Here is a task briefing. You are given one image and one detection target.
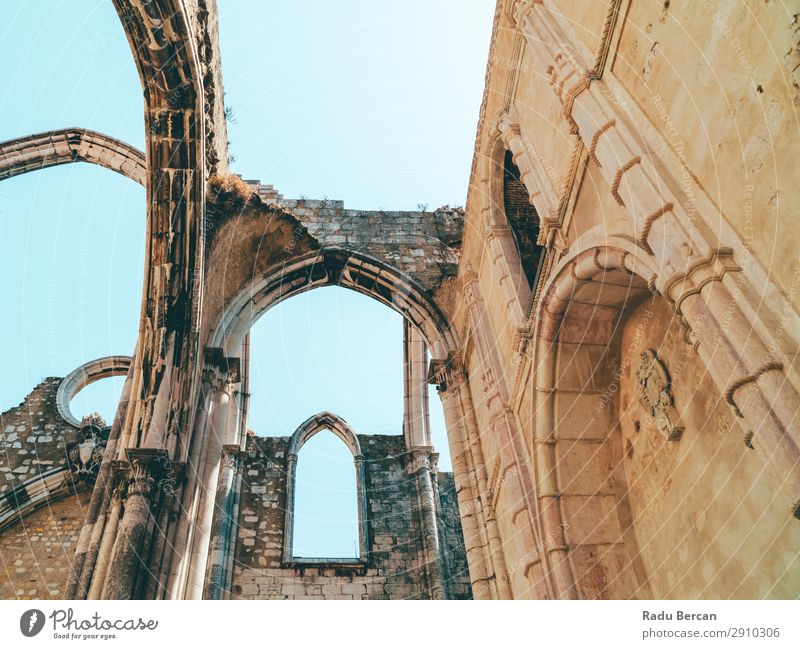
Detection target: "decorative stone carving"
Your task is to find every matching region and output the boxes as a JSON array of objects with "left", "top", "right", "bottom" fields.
[
  {"left": 126, "top": 449, "right": 170, "bottom": 500},
  {"left": 636, "top": 349, "right": 684, "bottom": 441},
  {"left": 406, "top": 447, "right": 435, "bottom": 475},
  {"left": 427, "top": 355, "right": 464, "bottom": 394},
  {"left": 67, "top": 413, "right": 108, "bottom": 483}
]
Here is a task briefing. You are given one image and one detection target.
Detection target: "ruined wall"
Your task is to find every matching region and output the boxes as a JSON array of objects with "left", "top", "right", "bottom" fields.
[
  {"left": 0, "top": 379, "right": 76, "bottom": 494},
  {"left": 0, "top": 490, "right": 90, "bottom": 599},
  {"left": 0, "top": 378, "right": 104, "bottom": 600},
  {"left": 230, "top": 434, "right": 471, "bottom": 600},
  {"left": 435, "top": 473, "right": 473, "bottom": 599},
  {"left": 245, "top": 180, "right": 464, "bottom": 293}
]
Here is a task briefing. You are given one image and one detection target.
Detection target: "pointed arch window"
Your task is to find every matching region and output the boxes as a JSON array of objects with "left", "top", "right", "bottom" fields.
[
  {"left": 283, "top": 413, "right": 368, "bottom": 564},
  {"left": 502, "top": 149, "right": 545, "bottom": 292}
]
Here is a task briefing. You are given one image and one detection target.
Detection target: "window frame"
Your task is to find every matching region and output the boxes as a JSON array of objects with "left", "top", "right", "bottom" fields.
[{"left": 281, "top": 412, "right": 369, "bottom": 566}]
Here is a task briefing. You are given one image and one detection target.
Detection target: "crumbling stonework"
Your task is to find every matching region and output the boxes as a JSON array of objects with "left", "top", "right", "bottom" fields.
[
  {"left": 0, "top": 379, "right": 76, "bottom": 493},
  {"left": 2, "top": 0, "right": 799, "bottom": 601}
]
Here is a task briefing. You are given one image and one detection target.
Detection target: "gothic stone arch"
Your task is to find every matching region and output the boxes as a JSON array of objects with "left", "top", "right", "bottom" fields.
[{"left": 282, "top": 412, "right": 369, "bottom": 564}]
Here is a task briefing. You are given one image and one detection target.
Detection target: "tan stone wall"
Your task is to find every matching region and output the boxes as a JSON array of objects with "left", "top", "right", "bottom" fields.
[
  {"left": 449, "top": 0, "right": 800, "bottom": 599},
  {"left": 612, "top": 1, "right": 800, "bottom": 308},
  {"left": 0, "top": 490, "right": 89, "bottom": 599},
  {"left": 620, "top": 295, "right": 800, "bottom": 598}
]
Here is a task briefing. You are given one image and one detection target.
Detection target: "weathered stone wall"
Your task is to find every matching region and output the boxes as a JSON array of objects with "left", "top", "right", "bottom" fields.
[
  {"left": 273, "top": 198, "right": 463, "bottom": 293},
  {"left": 437, "top": 0, "right": 800, "bottom": 600},
  {"left": 436, "top": 473, "right": 472, "bottom": 599},
  {"left": 0, "top": 489, "right": 89, "bottom": 599},
  {"left": 230, "top": 434, "right": 471, "bottom": 599},
  {"left": 0, "top": 379, "right": 76, "bottom": 494},
  {"left": 619, "top": 295, "right": 800, "bottom": 598}
]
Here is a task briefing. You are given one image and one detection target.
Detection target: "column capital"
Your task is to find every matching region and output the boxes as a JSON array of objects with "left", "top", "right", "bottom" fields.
[
  {"left": 125, "top": 448, "right": 169, "bottom": 499},
  {"left": 406, "top": 446, "right": 435, "bottom": 475},
  {"left": 427, "top": 353, "right": 465, "bottom": 393},
  {"left": 202, "top": 347, "right": 241, "bottom": 393}
]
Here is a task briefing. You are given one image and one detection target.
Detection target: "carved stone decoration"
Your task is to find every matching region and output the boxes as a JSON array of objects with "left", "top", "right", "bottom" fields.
[
  {"left": 67, "top": 413, "right": 108, "bottom": 483},
  {"left": 636, "top": 349, "right": 684, "bottom": 441}
]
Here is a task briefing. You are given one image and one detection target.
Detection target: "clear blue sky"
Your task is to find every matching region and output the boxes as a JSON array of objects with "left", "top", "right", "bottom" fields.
[{"left": 0, "top": 0, "right": 493, "bottom": 557}]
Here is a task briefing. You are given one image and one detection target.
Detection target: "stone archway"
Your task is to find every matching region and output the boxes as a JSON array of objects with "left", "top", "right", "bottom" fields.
[
  {"left": 210, "top": 248, "right": 459, "bottom": 361},
  {"left": 283, "top": 412, "right": 368, "bottom": 563},
  {"left": 532, "top": 242, "right": 656, "bottom": 599}
]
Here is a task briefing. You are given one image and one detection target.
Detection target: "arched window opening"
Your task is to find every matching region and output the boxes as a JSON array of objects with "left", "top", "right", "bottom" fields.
[
  {"left": 289, "top": 428, "right": 361, "bottom": 560},
  {"left": 0, "top": 2, "right": 143, "bottom": 417},
  {"left": 503, "top": 150, "right": 545, "bottom": 292},
  {"left": 69, "top": 375, "right": 126, "bottom": 426}
]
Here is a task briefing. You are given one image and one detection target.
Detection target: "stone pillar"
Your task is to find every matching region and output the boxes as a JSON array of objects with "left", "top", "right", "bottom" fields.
[
  {"left": 183, "top": 350, "right": 240, "bottom": 599},
  {"left": 354, "top": 454, "right": 369, "bottom": 560},
  {"left": 403, "top": 320, "right": 431, "bottom": 449},
  {"left": 204, "top": 444, "right": 240, "bottom": 599},
  {"left": 408, "top": 447, "right": 445, "bottom": 599},
  {"left": 100, "top": 449, "right": 167, "bottom": 599},
  {"left": 459, "top": 268, "right": 543, "bottom": 598},
  {"left": 453, "top": 365, "right": 514, "bottom": 600},
  {"left": 432, "top": 360, "right": 493, "bottom": 599},
  {"left": 87, "top": 478, "right": 126, "bottom": 600},
  {"left": 164, "top": 372, "right": 215, "bottom": 598},
  {"left": 67, "top": 357, "right": 136, "bottom": 599},
  {"left": 282, "top": 452, "right": 299, "bottom": 563}
]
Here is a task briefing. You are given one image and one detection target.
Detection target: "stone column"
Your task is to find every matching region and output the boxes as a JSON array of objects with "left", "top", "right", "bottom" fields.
[
  {"left": 164, "top": 372, "right": 215, "bottom": 598},
  {"left": 459, "top": 268, "right": 544, "bottom": 598},
  {"left": 453, "top": 365, "right": 514, "bottom": 600},
  {"left": 87, "top": 475, "right": 126, "bottom": 600},
  {"left": 282, "top": 452, "right": 299, "bottom": 563},
  {"left": 204, "top": 444, "right": 240, "bottom": 599},
  {"left": 408, "top": 447, "right": 445, "bottom": 599},
  {"left": 403, "top": 320, "right": 431, "bottom": 449},
  {"left": 67, "top": 357, "right": 136, "bottom": 599},
  {"left": 100, "top": 449, "right": 167, "bottom": 599},
  {"left": 183, "top": 350, "right": 241, "bottom": 599},
  {"left": 432, "top": 359, "right": 493, "bottom": 599},
  {"left": 354, "top": 454, "right": 369, "bottom": 560}
]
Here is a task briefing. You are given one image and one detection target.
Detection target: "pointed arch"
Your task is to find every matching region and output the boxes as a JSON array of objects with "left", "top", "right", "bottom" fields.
[
  {"left": 0, "top": 129, "right": 145, "bottom": 186},
  {"left": 283, "top": 412, "right": 368, "bottom": 564}
]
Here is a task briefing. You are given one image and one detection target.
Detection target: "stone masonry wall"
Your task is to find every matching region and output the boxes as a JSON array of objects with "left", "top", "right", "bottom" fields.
[
  {"left": 436, "top": 473, "right": 472, "bottom": 599},
  {"left": 0, "top": 379, "right": 77, "bottom": 496},
  {"left": 0, "top": 377, "right": 90, "bottom": 599},
  {"left": 245, "top": 179, "right": 464, "bottom": 293},
  {"left": 231, "top": 433, "right": 472, "bottom": 599},
  {"left": 0, "top": 489, "right": 90, "bottom": 599}
]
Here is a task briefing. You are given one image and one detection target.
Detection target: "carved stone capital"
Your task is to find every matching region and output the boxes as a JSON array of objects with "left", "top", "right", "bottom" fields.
[
  {"left": 126, "top": 448, "right": 169, "bottom": 499},
  {"left": 664, "top": 249, "right": 740, "bottom": 315},
  {"left": 427, "top": 354, "right": 465, "bottom": 393},
  {"left": 202, "top": 347, "right": 241, "bottom": 393},
  {"left": 406, "top": 447, "right": 435, "bottom": 475}
]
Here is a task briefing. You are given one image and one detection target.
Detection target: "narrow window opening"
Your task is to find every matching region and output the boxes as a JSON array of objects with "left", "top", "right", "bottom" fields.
[
  {"left": 503, "top": 149, "right": 545, "bottom": 291},
  {"left": 292, "top": 429, "right": 360, "bottom": 560}
]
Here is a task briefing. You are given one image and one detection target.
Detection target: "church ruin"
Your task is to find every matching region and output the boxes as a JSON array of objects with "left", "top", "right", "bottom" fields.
[{"left": 1, "top": 0, "right": 799, "bottom": 599}]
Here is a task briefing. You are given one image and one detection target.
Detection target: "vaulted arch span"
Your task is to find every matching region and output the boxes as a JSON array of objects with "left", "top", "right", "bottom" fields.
[
  {"left": 210, "top": 248, "right": 459, "bottom": 361},
  {"left": 0, "top": 128, "right": 145, "bottom": 186}
]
